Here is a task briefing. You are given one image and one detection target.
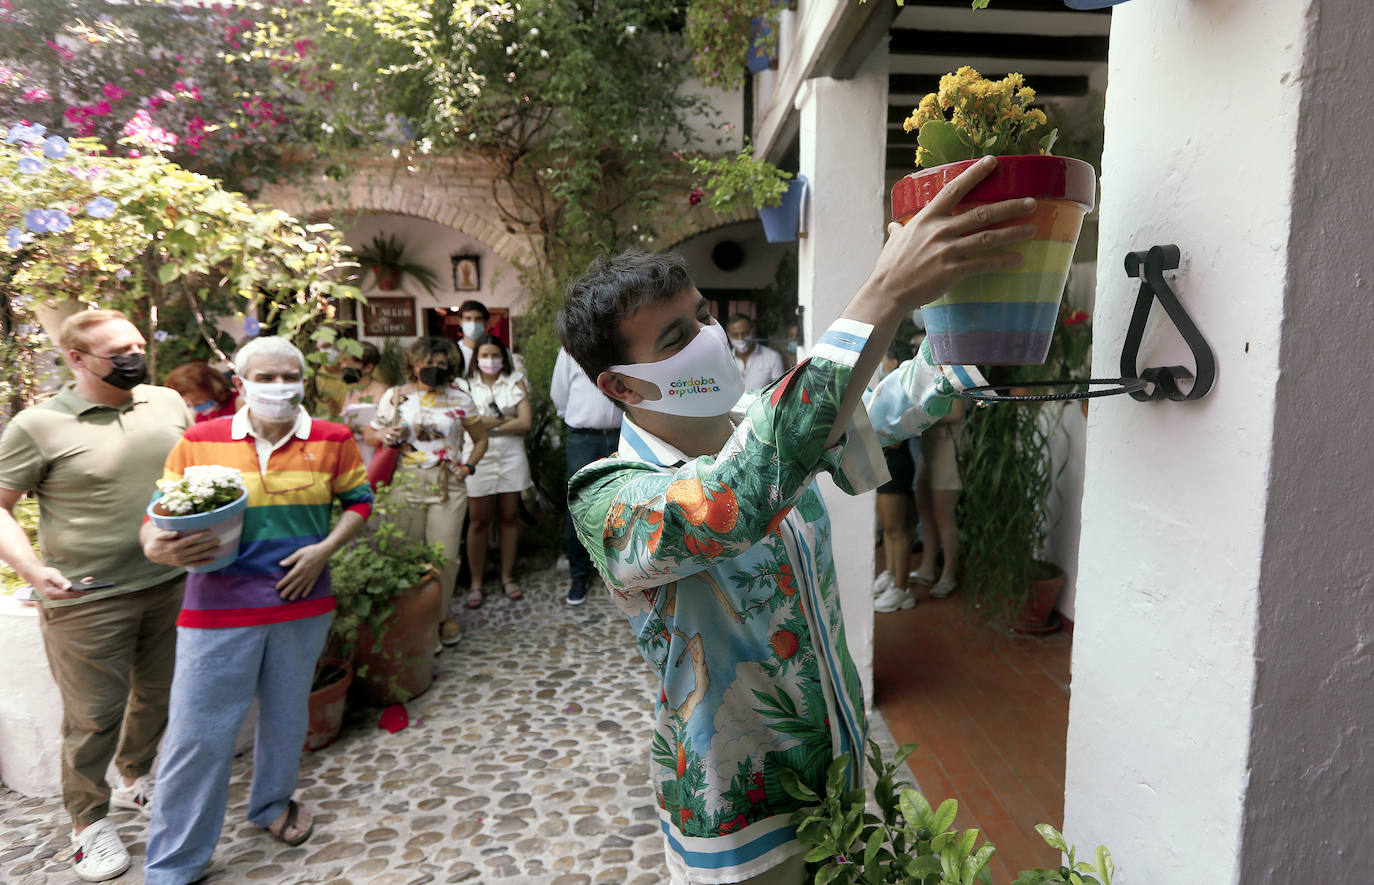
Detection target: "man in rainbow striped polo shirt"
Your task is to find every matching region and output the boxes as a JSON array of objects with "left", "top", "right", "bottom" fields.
[{"left": 138, "top": 336, "right": 373, "bottom": 885}]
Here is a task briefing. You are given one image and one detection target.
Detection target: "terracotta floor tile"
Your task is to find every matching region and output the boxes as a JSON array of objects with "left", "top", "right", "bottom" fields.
[{"left": 875, "top": 597, "right": 1071, "bottom": 882}]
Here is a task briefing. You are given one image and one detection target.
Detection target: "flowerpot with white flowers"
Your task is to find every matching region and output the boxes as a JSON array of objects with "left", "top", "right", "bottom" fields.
[{"left": 146, "top": 466, "right": 249, "bottom": 574}]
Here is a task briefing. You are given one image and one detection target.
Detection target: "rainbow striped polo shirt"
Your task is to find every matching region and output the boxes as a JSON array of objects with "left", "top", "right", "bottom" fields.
[{"left": 155, "top": 411, "right": 373, "bottom": 628}]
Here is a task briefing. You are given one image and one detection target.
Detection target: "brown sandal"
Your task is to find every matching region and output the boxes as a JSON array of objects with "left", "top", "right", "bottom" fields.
[
  {"left": 264, "top": 799, "right": 314, "bottom": 846},
  {"left": 502, "top": 579, "right": 523, "bottom": 600}
]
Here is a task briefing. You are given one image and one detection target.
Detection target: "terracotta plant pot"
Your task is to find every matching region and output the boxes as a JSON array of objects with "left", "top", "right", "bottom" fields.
[
  {"left": 146, "top": 490, "right": 248, "bottom": 574},
  {"left": 305, "top": 657, "right": 352, "bottom": 752},
  {"left": 1013, "top": 562, "right": 1065, "bottom": 635},
  {"left": 373, "top": 266, "right": 402, "bottom": 290},
  {"left": 351, "top": 572, "right": 442, "bottom": 706},
  {"left": 892, "top": 155, "right": 1096, "bottom": 366}
]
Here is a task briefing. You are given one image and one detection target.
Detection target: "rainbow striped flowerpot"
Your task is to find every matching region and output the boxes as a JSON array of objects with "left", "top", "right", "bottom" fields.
[
  {"left": 892, "top": 155, "right": 1096, "bottom": 366},
  {"left": 147, "top": 490, "right": 248, "bottom": 574}
]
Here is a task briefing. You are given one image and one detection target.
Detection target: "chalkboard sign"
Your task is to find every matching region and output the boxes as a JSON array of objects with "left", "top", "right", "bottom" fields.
[{"left": 363, "top": 297, "right": 416, "bottom": 337}]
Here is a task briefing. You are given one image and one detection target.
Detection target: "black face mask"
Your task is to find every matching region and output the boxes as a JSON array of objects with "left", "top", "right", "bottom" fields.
[
  {"left": 341, "top": 368, "right": 363, "bottom": 385},
  {"left": 95, "top": 352, "right": 148, "bottom": 390},
  {"left": 418, "top": 366, "right": 449, "bottom": 388}
]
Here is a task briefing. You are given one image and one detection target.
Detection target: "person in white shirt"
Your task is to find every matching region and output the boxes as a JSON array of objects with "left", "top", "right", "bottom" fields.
[
  {"left": 550, "top": 346, "right": 621, "bottom": 606},
  {"left": 455, "top": 299, "right": 489, "bottom": 373},
  {"left": 726, "top": 313, "right": 785, "bottom": 391}
]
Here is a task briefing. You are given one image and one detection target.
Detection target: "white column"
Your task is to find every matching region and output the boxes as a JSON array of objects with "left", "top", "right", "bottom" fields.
[
  {"left": 796, "top": 43, "right": 888, "bottom": 704},
  {"left": 1066, "top": 0, "right": 1372, "bottom": 881}
]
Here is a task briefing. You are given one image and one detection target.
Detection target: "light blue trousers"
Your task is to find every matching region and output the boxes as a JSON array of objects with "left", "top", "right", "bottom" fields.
[{"left": 144, "top": 613, "right": 331, "bottom": 885}]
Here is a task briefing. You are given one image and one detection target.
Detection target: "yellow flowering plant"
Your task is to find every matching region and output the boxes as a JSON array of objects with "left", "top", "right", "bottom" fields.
[{"left": 903, "top": 67, "right": 1058, "bottom": 168}]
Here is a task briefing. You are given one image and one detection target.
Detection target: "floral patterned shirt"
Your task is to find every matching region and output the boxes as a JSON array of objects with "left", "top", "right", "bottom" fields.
[
  {"left": 568, "top": 320, "right": 981, "bottom": 883},
  {"left": 371, "top": 384, "right": 479, "bottom": 471}
]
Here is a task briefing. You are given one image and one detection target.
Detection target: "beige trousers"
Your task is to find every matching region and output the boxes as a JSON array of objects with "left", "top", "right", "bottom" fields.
[
  {"left": 392, "top": 463, "right": 469, "bottom": 619},
  {"left": 37, "top": 574, "right": 185, "bottom": 826}
]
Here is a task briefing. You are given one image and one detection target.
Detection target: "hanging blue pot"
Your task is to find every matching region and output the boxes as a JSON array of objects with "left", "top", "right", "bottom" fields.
[
  {"left": 758, "top": 175, "right": 806, "bottom": 243},
  {"left": 1064, "top": 0, "right": 1132, "bottom": 8},
  {"left": 746, "top": 17, "right": 773, "bottom": 73}
]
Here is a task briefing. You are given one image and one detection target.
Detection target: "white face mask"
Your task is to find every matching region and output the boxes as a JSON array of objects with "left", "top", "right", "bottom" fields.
[
  {"left": 461, "top": 320, "right": 485, "bottom": 339},
  {"left": 477, "top": 357, "right": 504, "bottom": 376},
  {"left": 242, "top": 380, "right": 304, "bottom": 421},
  {"left": 730, "top": 336, "right": 752, "bottom": 354},
  {"left": 609, "top": 322, "right": 745, "bottom": 419}
]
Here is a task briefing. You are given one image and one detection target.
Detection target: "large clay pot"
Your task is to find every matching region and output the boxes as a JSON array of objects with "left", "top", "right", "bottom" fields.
[
  {"left": 305, "top": 657, "right": 352, "bottom": 752},
  {"left": 1013, "top": 562, "right": 1065, "bottom": 635},
  {"left": 892, "top": 155, "right": 1096, "bottom": 366},
  {"left": 351, "top": 572, "right": 442, "bottom": 706}
]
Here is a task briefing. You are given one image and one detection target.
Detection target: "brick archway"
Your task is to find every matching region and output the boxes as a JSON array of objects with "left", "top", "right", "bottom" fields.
[{"left": 259, "top": 153, "right": 539, "bottom": 271}]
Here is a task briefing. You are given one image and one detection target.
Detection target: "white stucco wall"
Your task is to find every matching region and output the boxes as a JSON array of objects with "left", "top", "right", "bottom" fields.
[
  {"left": 676, "top": 221, "right": 792, "bottom": 292},
  {"left": 796, "top": 46, "right": 890, "bottom": 706},
  {"left": 341, "top": 213, "right": 527, "bottom": 348},
  {"left": 0, "top": 597, "right": 63, "bottom": 796},
  {"left": 1063, "top": 1, "right": 1310, "bottom": 881}
]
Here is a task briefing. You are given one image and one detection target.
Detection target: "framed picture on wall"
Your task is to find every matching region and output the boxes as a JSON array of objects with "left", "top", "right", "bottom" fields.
[{"left": 451, "top": 254, "right": 481, "bottom": 291}]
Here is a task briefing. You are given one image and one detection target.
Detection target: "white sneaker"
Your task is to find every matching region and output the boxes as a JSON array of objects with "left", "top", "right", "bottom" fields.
[
  {"left": 110, "top": 772, "right": 154, "bottom": 815},
  {"left": 71, "top": 818, "right": 131, "bottom": 882},
  {"left": 870, "top": 571, "right": 895, "bottom": 598},
  {"left": 874, "top": 585, "right": 917, "bottom": 613}
]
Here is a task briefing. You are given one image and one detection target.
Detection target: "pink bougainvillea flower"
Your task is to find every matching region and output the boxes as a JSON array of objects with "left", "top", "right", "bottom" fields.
[
  {"left": 688, "top": 188, "right": 704, "bottom": 206},
  {"left": 134, "top": 68, "right": 145, "bottom": 76},
  {"left": 94, "top": 100, "right": 112, "bottom": 115},
  {"left": 45, "top": 40, "right": 75, "bottom": 61},
  {"left": 102, "top": 82, "right": 128, "bottom": 101},
  {"left": 22, "top": 88, "right": 52, "bottom": 103}
]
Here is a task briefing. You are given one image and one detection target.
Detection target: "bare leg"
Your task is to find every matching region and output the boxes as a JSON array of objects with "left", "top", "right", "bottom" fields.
[
  {"left": 466, "top": 495, "right": 494, "bottom": 603},
  {"left": 498, "top": 492, "right": 521, "bottom": 590},
  {"left": 912, "top": 472, "right": 939, "bottom": 583},
  {"left": 932, "top": 488, "right": 961, "bottom": 585},
  {"left": 876, "top": 493, "right": 909, "bottom": 592}
]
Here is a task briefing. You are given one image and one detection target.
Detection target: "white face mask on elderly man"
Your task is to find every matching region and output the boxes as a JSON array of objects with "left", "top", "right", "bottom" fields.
[
  {"left": 609, "top": 322, "right": 746, "bottom": 419},
  {"left": 242, "top": 380, "right": 304, "bottom": 421}
]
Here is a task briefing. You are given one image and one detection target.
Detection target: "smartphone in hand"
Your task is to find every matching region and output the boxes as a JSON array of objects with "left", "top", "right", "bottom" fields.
[{"left": 72, "top": 578, "right": 117, "bottom": 591}]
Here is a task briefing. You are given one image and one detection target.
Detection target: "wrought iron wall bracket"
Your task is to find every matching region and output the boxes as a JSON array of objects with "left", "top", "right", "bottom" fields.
[
  {"left": 1120, "top": 244, "right": 1215, "bottom": 402},
  {"left": 958, "top": 243, "right": 1216, "bottom": 405}
]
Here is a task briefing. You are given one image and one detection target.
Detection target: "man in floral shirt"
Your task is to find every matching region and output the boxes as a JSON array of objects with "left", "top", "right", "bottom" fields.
[{"left": 560, "top": 158, "right": 1037, "bottom": 884}]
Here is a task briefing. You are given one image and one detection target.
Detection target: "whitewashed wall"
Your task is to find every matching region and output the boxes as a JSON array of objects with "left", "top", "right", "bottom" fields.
[{"left": 1064, "top": 0, "right": 1315, "bottom": 881}]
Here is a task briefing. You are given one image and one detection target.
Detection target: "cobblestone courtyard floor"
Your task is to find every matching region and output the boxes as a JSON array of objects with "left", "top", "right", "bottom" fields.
[{"left": 0, "top": 565, "right": 907, "bottom": 885}]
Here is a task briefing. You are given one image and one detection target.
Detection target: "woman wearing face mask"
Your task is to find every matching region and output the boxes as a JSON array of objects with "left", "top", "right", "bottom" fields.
[
  {"left": 164, "top": 360, "right": 241, "bottom": 423},
  {"left": 365, "top": 338, "right": 488, "bottom": 649},
  {"left": 458, "top": 334, "right": 532, "bottom": 608},
  {"left": 339, "top": 342, "right": 390, "bottom": 466}
]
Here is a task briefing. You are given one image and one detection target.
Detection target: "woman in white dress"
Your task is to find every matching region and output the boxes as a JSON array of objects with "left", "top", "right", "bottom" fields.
[
  {"left": 460, "top": 335, "right": 532, "bottom": 608},
  {"left": 365, "top": 338, "right": 488, "bottom": 647}
]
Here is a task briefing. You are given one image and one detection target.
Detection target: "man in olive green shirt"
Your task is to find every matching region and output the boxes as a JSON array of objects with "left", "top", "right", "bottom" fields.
[{"left": 0, "top": 309, "right": 218, "bottom": 883}]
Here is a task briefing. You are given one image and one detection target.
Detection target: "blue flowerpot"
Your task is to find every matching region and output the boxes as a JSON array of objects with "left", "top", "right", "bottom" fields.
[
  {"left": 746, "top": 17, "right": 773, "bottom": 73},
  {"left": 147, "top": 490, "right": 248, "bottom": 574},
  {"left": 758, "top": 175, "right": 806, "bottom": 243}
]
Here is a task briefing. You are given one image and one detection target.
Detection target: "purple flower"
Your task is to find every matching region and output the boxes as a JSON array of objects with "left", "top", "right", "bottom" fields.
[
  {"left": 153, "top": 330, "right": 170, "bottom": 342},
  {"left": 18, "top": 156, "right": 44, "bottom": 174},
  {"left": 5, "top": 227, "right": 24, "bottom": 249},
  {"left": 243, "top": 316, "right": 261, "bottom": 336},
  {"left": 115, "top": 268, "right": 131, "bottom": 279},
  {"left": 42, "top": 135, "right": 68, "bottom": 159},
  {"left": 23, "top": 208, "right": 72, "bottom": 234},
  {"left": 86, "top": 196, "right": 117, "bottom": 219},
  {"left": 5, "top": 122, "right": 45, "bottom": 145}
]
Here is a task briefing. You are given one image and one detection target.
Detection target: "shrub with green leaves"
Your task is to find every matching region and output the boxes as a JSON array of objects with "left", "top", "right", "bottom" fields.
[
  {"left": 688, "top": 140, "right": 793, "bottom": 213},
  {"left": 782, "top": 741, "right": 1114, "bottom": 885}
]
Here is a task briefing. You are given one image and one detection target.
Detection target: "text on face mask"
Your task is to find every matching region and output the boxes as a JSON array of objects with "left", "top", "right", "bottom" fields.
[{"left": 668, "top": 377, "right": 723, "bottom": 396}]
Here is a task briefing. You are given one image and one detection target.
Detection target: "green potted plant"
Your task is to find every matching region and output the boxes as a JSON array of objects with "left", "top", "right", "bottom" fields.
[
  {"left": 783, "top": 741, "right": 1115, "bottom": 884},
  {"left": 327, "top": 472, "right": 447, "bottom": 706},
  {"left": 686, "top": 0, "right": 782, "bottom": 90},
  {"left": 689, "top": 141, "right": 806, "bottom": 242},
  {"left": 891, "top": 68, "right": 1096, "bottom": 366},
  {"left": 354, "top": 233, "right": 440, "bottom": 293},
  {"left": 955, "top": 298, "right": 1092, "bottom": 632}
]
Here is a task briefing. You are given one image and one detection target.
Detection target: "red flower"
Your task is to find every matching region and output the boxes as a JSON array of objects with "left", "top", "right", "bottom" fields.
[
  {"left": 719, "top": 813, "right": 749, "bottom": 834},
  {"left": 688, "top": 188, "right": 704, "bottom": 206},
  {"left": 1063, "top": 311, "right": 1090, "bottom": 326}
]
